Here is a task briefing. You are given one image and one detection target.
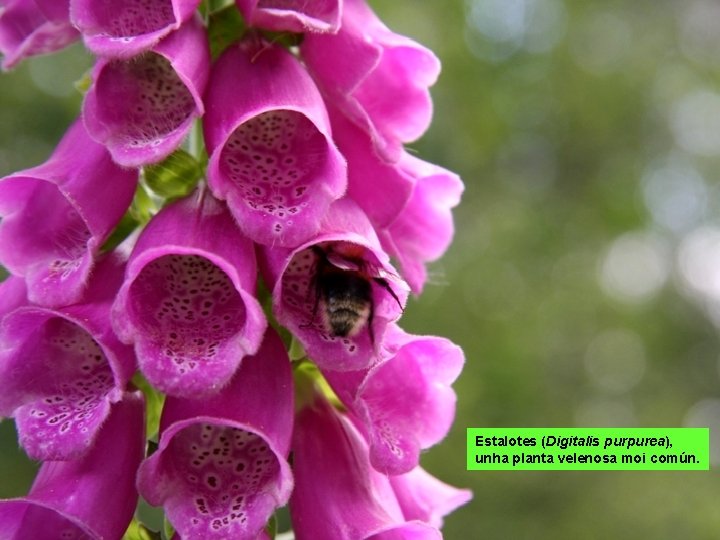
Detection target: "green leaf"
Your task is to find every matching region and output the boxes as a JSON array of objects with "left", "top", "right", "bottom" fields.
[
  {"left": 132, "top": 373, "right": 166, "bottom": 440},
  {"left": 130, "top": 183, "right": 156, "bottom": 225},
  {"left": 143, "top": 150, "right": 203, "bottom": 200},
  {"left": 122, "top": 518, "right": 162, "bottom": 540},
  {"left": 207, "top": 5, "right": 246, "bottom": 59},
  {"left": 265, "top": 513, "right": 278, "bottom": 538},
  {"left": 101, "top": 212, "right": 140, "bottom": 253}
]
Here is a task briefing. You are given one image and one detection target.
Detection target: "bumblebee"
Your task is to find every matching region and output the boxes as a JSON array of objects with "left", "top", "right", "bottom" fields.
[{"left": 308, "top": 244, "right": 402, "bottom": 344}]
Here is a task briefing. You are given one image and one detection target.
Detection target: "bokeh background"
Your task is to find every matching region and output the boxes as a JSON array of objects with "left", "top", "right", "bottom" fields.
[{"left": 2, "top": 0, "right": 720, "bottom": 538}]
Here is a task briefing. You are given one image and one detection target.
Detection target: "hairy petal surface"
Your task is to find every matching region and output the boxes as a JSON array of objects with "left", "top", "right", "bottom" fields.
[
  {"left": 0, "top": 392, "right": 145, "bottom": 540},
  {"left": 235, "top": 0, "right": 341, "bottom": 34},
  {"left": 205, "top": 39, "right": 346, "bottom": 247},
  {"left": 70, "top": 0, "right": 201, "bottom": 58},
  {"left": 302, "top": 0, "right": 439, "bottom": 162},
  {"left": 138, "top": 330, "right": 293, "bottom": 540},
  {"left": 82, "top": 16, "right": 209, "bottom": 166},
  {"left": 290, "top": 395, "right": 441, "bottom": 540},
  {"left": 326, "top": 325, "right": 464, "bottom": 474},
  {"left": 112, "top": 189, "right": 266, "bottom": 397},
  {"left": 259, "top": 198, "right": 408, "bottom": 371},
  {"left": 0, "top": 120, "right": 138, "bottom": 306},
  {"left": 0, "top": 254, "right": 136, "bottom": 460},
  {"left": 0, "top": 0, "right": 78, "bottom": 70}
]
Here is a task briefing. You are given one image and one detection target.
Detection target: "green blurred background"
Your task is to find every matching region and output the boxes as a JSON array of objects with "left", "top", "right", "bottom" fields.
[{"left": 2, "top": 0, "right": 720, "bottom": 538}]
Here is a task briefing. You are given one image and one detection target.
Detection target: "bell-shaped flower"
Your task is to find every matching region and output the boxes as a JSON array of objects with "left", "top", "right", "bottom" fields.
[
  {"left": 330, "top": 108, "right": 462, "bottom": 293},
  {"left": 0, "top": 0, "right": 79, "bottom": 70},
  {"left": 290, "top": 392, "right": 442, "bottom": 540},
  {"left": 82, "top": 15, "right": 209, "bottom": 167},
  {"left": 259, "top": 198, "right": 408, "bottom": 372},
  {"left": 112, "top": 188, "right": 266, "bottom": 398},
  {"left": 0, "top": 254, "right": 136, "bottom": 461},
  {"left": 302, "top": 0, "right": 440, "bottom": 163},
  {"left": 235, "top": 0, "right": 341, "bottom": 34},
  {"left": 0, "top": 392, "right": 145, "bottom": 540},
  {"left": 389, "top": 467, "right": 472, "bottom": 530},
  {"left": 0, "top": 119, "right": 138, "bottom": 307},
  {"left": 325, "top": 325, "right": 464, "bottom": 474},
  {"left": 137, "top": 329, "right": 293, "bottom": 540},
  {"left": 205, "top": 38, "right": 346, "bottom": 247},
  {"left": 378, "top": 156, "right": 463, "bottom": 294},
  {"left": 70, "top": 0, "right": 202, "bottom": 58}
]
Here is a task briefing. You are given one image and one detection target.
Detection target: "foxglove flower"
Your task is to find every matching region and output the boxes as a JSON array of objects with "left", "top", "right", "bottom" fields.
[
  {"left": 325, "top": 325, "right": 463, "bottom": 474},
  {"left": 0, "top": 254, "right": 136, "bottom": 460},
  {"left": 0, "top": 119, "right": 138, "bottom": 307},
  {"left": 260, "top": 198, "right": 408, "bottom": 371},
  {"left": 205, "top": 38, "right": 346, "bottom": 247},
  {"left": 0, "top": 392, "right": 145, "bottom": 540},
  {"left": 82, "top": 15, "right": 209, "bottom": 167},
  {"left": 389, "top": 467, "right": 472, "bottom": 530},
  {"left": 331, "top": 109, "right": 463, "bottom": 293},
  {"left": 138, "top": 329, "right": 293, "bottom": 540},
  {"left": 378, "top": 159, "right": 462, "bottom": 294},
  {"left": 302, "top": 0, "right": 440, "bottom": 162},
  {"left": 112, "top": 189, "right": 266, "bottom": 397},
  {"left": 70, "top": 0, "right": 202, "bottom": 58},
  {"left": 290, "top": 393, "right": 442, "bottom": 540},
  {"left": 0, "top": 0, "right": 78, "bottom": 70},
  {"left": 235, "top": 0, "right": 341, "bottom": 34}
]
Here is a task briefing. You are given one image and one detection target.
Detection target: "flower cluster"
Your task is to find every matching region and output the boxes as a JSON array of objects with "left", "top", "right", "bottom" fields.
[{"left": 0, "top": 0, "right": 469, "bottom": 538}]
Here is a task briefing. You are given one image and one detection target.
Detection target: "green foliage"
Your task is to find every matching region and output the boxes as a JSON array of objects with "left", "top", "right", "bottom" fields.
[
  {"left": 143, "top": 149, "right": 204, "bottom": 200},
  {"left": 123, "top": 518, "right": 162, "bottom": 540}
]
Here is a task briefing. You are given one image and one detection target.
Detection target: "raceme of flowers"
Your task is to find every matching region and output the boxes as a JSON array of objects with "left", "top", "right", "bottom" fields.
[{"left": 0, "top": 0, "right": 469, "bottom": 538}]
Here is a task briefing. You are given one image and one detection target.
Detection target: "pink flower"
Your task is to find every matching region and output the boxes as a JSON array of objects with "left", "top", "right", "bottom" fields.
[
  {"left": 138, "top": 330, "right": 293, "bottom": 540},
  {"left": 0, "top": 0, "right": 78, "bottom": 70},
  {"left": 235, "top": 0, "right": 341, "bottom": 34},
  {"left": 260, "top": 198, "right": 408, "bottom": 372},
  {"left": 82, "top": 15, "right": 209, "bottom": 166},
  {"left": 290, "top": 393, "right": 444, "bottom": 540},
  {"left": 112, "top": 189, "right": 266, "bottom": 397},
  {"left": 0, "top": 392, "right": 145, "bottom": 539},
  {"left": 325, "top": 325, "right": 464, "bottom": 474},
  {"left": 204, "top": 38, "right": 346, "bottom": 247},
  {"left": 0, "top": 119, "right": 138, "bottom": 307},
  {"left": 0, "top": 254, "right": 136, "bottom": 461},
  {"left": 390, "top": 467, "right": 472, "bottom": 530},
  {"left": 70, "top": 0, "right": 202, "bottom": 58},
  {"left": 331, "top": 109, "right": 463, "bottom": 294},
  {"left": 302, "top": 0, "right": 440, "bottom": 162}
]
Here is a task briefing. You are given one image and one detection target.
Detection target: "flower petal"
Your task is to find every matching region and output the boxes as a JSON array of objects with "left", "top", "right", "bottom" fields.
[
  {"left": 0, "top": 392, "right": 145, "bottom": 540},
  {"left": 0, "top": 0, "right": 78, "bottom": 70},
  {"left": 290, "top": 394, "right": 442, "bottom": 540},
  {"left": 389, "top": 467, "right": 472, "bottom": 530},
  {"left": 0, "top": 254, "right": 136, "bottom": 460},
  {"left": 302, "top": 0, "right": 440, "bottom": 162},
  {"left": 70, "top": 0, "right": 201, "bottom": 58},
  {"left": 326, "top": 325, "right": 464, "bottom": 474},
  {"left": 137, "top": 329, "right": 293, "bottom": 540},
  {"left": 205, "top": 39, "right": 346, "bottom": 247},
  {"left": 236, "top": 0, "right": 341, "bottom": 34},
  {"left": 82, "top": 16, "right": 209, "bottom": 166},
  {"left": 0, "top": 119, "right": 138, "bottom": 306},
  {"left": 112, "top": 189, "right": 266, "bottom": 397},
  {"left": 260, "top": 198, "right": 408, "bottom": 372}
]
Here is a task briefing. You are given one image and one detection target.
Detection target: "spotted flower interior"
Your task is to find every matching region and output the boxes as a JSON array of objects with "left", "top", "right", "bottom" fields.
[{"left": 0, "top": 1, "right": 466, "bottom": 537}]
